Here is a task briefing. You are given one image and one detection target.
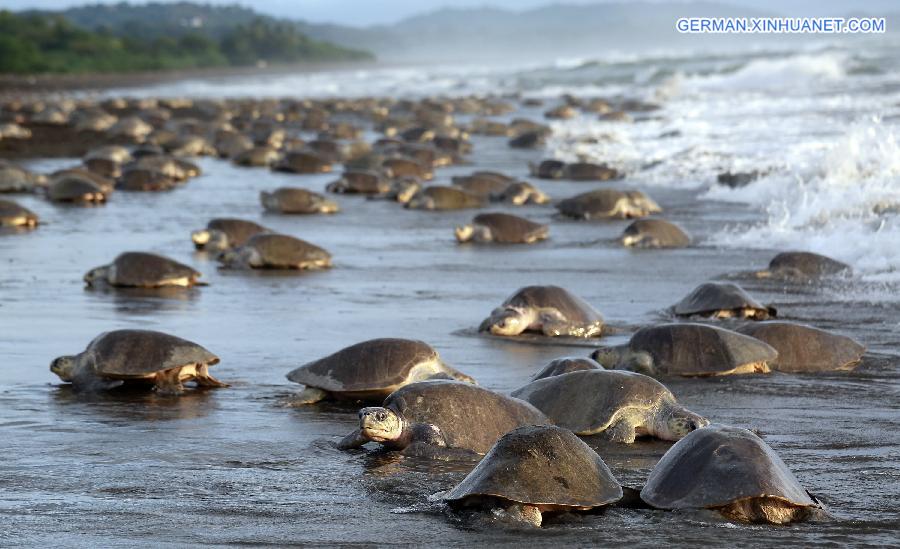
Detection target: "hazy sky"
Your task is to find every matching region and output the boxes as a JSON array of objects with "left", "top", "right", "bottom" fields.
[{"left": 6, "top": 0, "right": 895, "bottom": 27}]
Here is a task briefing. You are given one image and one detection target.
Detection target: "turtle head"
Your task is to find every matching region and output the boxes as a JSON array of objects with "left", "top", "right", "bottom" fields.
[
  {"left": 394, "top": 180, "right": 421, "bottom": 204},
  {"left": 454, "top": 224, "right": 475, "bottom": 243},
  {"left": 317, "top": 198, "right": 340, "bottom": 214},
  {"left": 656, "top": 406, "right": 709, "bottom": 441},
  {"left": 192, "top": 229, "right": 229, "bottom": 251},
  {"left": 217, "top": 247, "right": 256, "bottom": 268},
  {"left": 479, "top": 307, "right": 528, "bottom": 336},
  {"left": 83, "top": 265, "right": 108, "bottom": 287},
  {"left": 259, "top": 191, "right": 278, "bottom": 211},
  {"left": 359, "top": 407, "right": 404, "bottom": 443},
  {"left": 405, "top": 193, "right": 433, "bottom": 210},
  {"left": 50, "top": 355, "right": 77, "bottom": 382}
]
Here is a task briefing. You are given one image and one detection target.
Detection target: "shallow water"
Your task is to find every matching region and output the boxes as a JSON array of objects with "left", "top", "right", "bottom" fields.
[
  {"left": 4, "top": 45, "right": 900, "bottom": 545},
  {"left": 2, "top": 130, "right": 898, "bottom": 546}
]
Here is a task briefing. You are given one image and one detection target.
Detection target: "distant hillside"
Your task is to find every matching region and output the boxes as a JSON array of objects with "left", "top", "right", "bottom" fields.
[
  {"left": 50, "top": 2, "right": 261, "bottom": 40},
  {"left": 0, "top": 9, "right": 372, "bottom": 75},
  {"left": 294, "top": 2, "right": 780, "bottom": 62}
]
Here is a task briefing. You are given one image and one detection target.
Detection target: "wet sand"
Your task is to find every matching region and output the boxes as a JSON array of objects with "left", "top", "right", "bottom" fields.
[{"left": 1, "top": 132, "right": 899, "bottom": 545}]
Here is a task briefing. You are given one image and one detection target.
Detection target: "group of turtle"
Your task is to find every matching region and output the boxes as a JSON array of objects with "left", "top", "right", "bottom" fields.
[{"left": 2, "top": 93, "right": 864, "bottom": 529}]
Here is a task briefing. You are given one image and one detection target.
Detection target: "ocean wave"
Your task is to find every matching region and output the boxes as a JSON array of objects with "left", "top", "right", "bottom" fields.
[
  {"left": 683, "top": 52, "right": 847, "bottom": 92},
  {"left": 705, "top": 121, "right": 900, "bottom": 284}
]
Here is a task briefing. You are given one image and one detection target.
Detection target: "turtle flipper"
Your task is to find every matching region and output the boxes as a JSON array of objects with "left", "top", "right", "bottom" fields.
[
  {"left": 195, "top": 364, "right": 229, "bottom": 388},
  {"left": 500, "top": 503, "right": 542, "bottom": 527},
  {"left": 154, "top": 367, "right": 185, "bottom": 396},
  {"left": 337, "top": 428, "right": 368, "bottom": 450},
  {"left": 286, "top": 387, "right": 328, "bottom": 406},
  {"left": 605, "top": 417, "right": 640, "bottom": 443}
]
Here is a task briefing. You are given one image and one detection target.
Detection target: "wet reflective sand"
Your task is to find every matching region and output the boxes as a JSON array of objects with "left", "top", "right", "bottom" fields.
[{"left": 1, "top": 137, "right": 898, "bottom": 545}]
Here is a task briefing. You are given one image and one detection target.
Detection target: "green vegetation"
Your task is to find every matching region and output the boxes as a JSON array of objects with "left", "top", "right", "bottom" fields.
[{"left": 0, "top": 10, "right": 373, "bottom": 75}]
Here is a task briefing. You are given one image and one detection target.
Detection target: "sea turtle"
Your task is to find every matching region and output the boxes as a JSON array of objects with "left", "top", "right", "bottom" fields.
[
  {"left": 217, "top": 233, "right": 332, "bottom": 270},
  {"left": 405, "top": 186, "right": 485, "bottom": 211},
  {"left": 273, "top": 151, "right": 332, "bottom": 174},
  {"left": 530, "top": 159, "right": 566, "bottom": 179},
  {"left": 544, "top": 104, "right": 577, "bottom": 119},
  {"left": 755, "top": 251, "right": 852, "bottom": 280},
  {"left": 640, "top": 424, "right": 823, "bottom": 524},
  {"left": 0, "top": 199, "right": 39, "bottom": 228},
  {"left": 563, "top": 162, "right": 621, "bottom": 181},
  {"left": 494, "top": 181, "right": 550, "bottom": 205},
  {"left": 215, "top": 132, "right": 254, "bottom": 159},
  {"left": 234, "top": 146, "right": 280, "bottom": 167},
  {"left": 382, "top": 157, "right": 433, "bottom": 180},
  {"left": 337, "top": 380, "right": 549, "bottom": 453},
  {"left": 621, "top": 219, "right": 691, "bottom": 248},
  {"left": 480, "top": 285, "right": 605, "bottom": 337},
  {"left": 509, "top": 130, "right": 547, "bottom": 149},
  {"left": 191, "top": 218, "right": 270, "bottom": 252},
  {"left": 50, "top": 169, "right": 115, "bottom": 194},
  {"left": 46, "top": 176, "right": 107, "bottom": 204},
  {"left": 557, "top": 189, "right": 661, "bottom": 220},
  {"left": 84, "top": 252, "right": 203, "bottom": 288},
  {"left": 126, "top": 156, "right": 199, "bottom": 181},
  {"left": 260, "top": 187, "right": 339, "bottom": 214},
  {"left": 511, "top": 370, "right": 708, "bottom": 442},
  {"left": 736, "top": 322, "right": 865, "bottom": 373},
  {"left": 444, "top": 425, "right": 623, "bottom": 528},
  {"left": 325, "top": 171, "right": 390, "bottom": 195},
  {"left": 673, "top": 282, "right": 775, "bottom": 320},
  {"left": 108, "top": 116, "right": 153, "bottom": 140},
  {"left": 50, "top": 329, "right": 227, "bottom": 394},
  {"left": 285, "top": 338, "right": 475, "bottom": 405},
  {"left": 117, "top": 169, "right": 178, "bottom": 192},
  {"left": 0, "top": 163, "right": 47, "bottom": 193},
  {"left": 455, "top": 212, "right": 548, "bottom": 244},
  {"left": 592, "top": 323, "right": 778, "bottom": 377},
  {"left": 530, "top": 356, "right": 603, "bottom": 381}
]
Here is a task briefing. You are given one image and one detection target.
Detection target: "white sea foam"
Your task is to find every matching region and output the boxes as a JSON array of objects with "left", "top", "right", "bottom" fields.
[
  {"left": 684, "top": 52, "right": 847, "bottom": 92},
  {"left": 705, "top": 121, "right": 900, "bottom": 283}
]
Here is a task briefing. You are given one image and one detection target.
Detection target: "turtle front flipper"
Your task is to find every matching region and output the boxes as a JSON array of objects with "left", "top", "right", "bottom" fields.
[
  {"left": 154, "top": 367, "right": 186, "bottom": 396},
  {"left": 194, "top": 364, "right": 229, "bottom": 388},
  {"left": 287, "top": 386, "right": 329, "bottom": 406},
  {"left": 605, "top": 415, "right": 642, "bottom": 443},
  {"left": 500, "top": 503, "right": 542, "bottom": 527},
  {"left": 337, "top": 428, "right": 369, "bottom": 450}
]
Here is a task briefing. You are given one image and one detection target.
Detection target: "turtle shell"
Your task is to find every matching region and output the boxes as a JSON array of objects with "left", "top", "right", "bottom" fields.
[
  {"left": 530, "top": 356, "right": 603, "bottom": 381},
  {"left": 47, "top": 177, "right": 104, "bottom": 202},
  {"left": 286, "top": 338, "right": 457, "bottom": 395},
  {"left": 736, "top": 322, "right": 865, "bottom": 373},
  {"left": 767, "top": 251, "right": 851, "bottom": 278},
  {"left": 452, "top": 176, "right": 510, "bottom": 197},
  {"left": 626, "top": 323, "right": 778, "bottom": 376},
  {"left": 327, "top": 171, "right": 387, "bottom": 194},
  {"left": 243, "top": 234, "right": 331, "bottom": 268},
  {"left": 556, "top": 189, "right": 627, "bottom": 219},
  {"left": 502, "top": 285, "right": 603, "bottom": 325},
  {"left": 674, "top": 282, "right": 769, "bottom": 317},
  {"left": 80, "top": 329, "right": 219, "bottom": 377},
  {"left": 106, "top": 252, "right": 199, "bottom": 287},
  {"left": 641, "top": 424, "right": 815, "bottom": 510},
  {"left": 414, "top": 186, "right": 484, "bottom": 210},
  {"left": 444, "top": 425, "right": 622, "bottom": 508},
  {"left": 472, "top": 213, "right": 547, "bottom": 243},
  {"left": 206, "top": 218, "right": 268, "bottom": 248},
  {"left": 384, "top": 380, "right": 550, "bottom": 454},
  {"left": 511, "top": 370, "right": 671, "bottom": 434},
  {"left": 261, "top": 188, "right": 329, "bottom": 213}
]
